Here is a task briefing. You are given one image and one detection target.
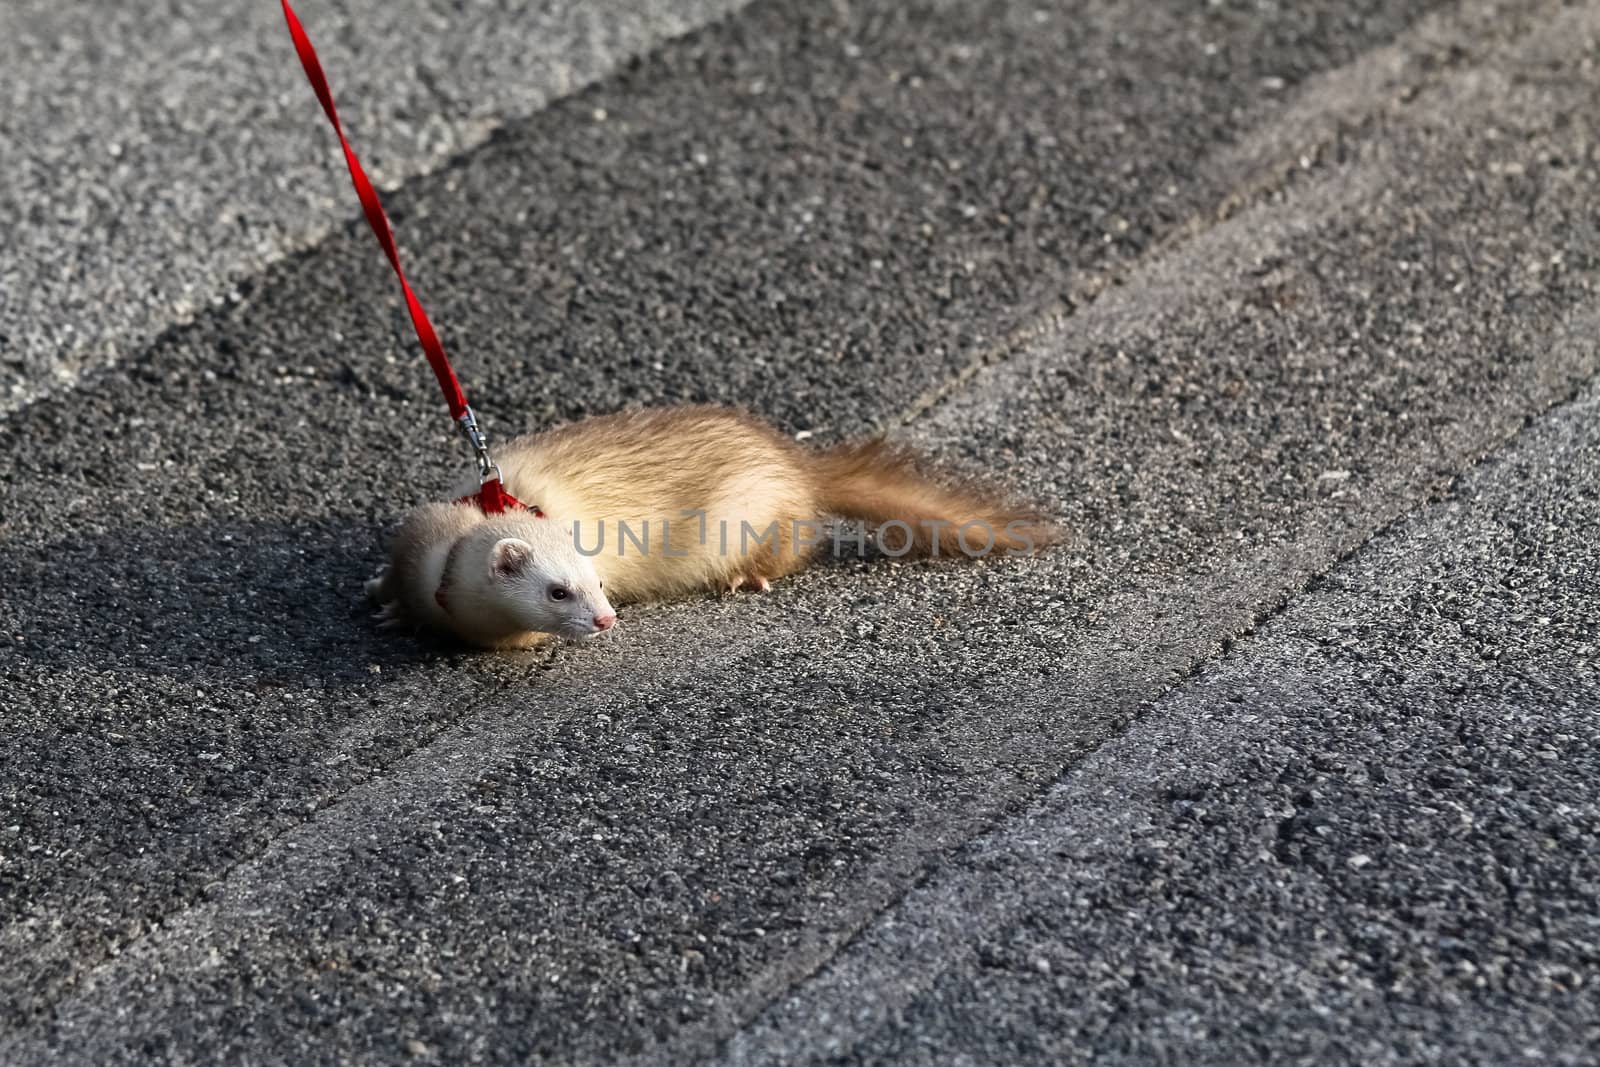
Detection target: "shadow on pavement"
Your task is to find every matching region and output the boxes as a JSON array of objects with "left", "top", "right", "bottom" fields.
[{"left": 0, "top": 518, "right": 450, "bottom": 687}]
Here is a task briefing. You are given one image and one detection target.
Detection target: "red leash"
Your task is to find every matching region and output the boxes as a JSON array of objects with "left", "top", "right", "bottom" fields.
[{"left": 281, "top": 0, "right": 528, "bottom": 516}]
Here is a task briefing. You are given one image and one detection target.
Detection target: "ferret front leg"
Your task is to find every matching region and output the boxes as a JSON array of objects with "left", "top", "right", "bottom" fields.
[
  {"left": 364, "top": 566, "right": 392, "bottom": 603},
  {"left": 371, "top": 600, "right": 405, "bottom": 630}
]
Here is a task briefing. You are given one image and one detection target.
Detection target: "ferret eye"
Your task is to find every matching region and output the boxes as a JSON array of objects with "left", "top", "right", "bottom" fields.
[{"left": 548, "top": 586, "right": 569, "bottom": 601}]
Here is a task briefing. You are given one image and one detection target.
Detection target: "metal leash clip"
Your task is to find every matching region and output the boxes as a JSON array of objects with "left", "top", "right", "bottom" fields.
[{"left": 457, "top": 406, "right": 503, "bottom": 485}]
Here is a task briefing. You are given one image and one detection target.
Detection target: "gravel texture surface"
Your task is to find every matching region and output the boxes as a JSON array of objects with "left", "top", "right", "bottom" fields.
[
  {"left": 1, "top": 0, "right": 1596, "bottom": 1063},
  {"left": 725, "top": 374, "right": 1600, "bottom": 1067},
  {"left": 0, "top": 0, "right": 749, "bottom": 413}
]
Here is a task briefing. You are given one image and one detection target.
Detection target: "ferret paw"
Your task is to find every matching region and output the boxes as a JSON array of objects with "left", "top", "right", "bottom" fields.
[
  {"left": 371, "top": 602, "right": 404, "bottom": 631},
  {"left": 363, "top": 568, "right": 389, "bottom": 603},
  {"left": 725, "top": 574, "right": 772, "bottom": 594}
]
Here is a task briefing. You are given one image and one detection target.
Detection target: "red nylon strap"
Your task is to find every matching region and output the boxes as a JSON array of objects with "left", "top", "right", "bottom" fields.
[
  {"left": 457, "top": 482, "right": 541, "bottom": 516},
  {"left": 281, "top": 0, "right": 468, "bottom": 420},
  {"left": 282, "top": 0, "right": 530, "bottom": 515}
]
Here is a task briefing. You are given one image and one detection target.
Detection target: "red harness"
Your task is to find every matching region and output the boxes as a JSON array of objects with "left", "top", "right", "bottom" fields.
[{"left": 282, "top": 0, "right": 535, "bottom": 516}]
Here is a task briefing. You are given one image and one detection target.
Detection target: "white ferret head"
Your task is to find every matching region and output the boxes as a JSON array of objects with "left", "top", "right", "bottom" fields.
[{"left": 448, "top": 517, "right": 616, "bottom": 642}]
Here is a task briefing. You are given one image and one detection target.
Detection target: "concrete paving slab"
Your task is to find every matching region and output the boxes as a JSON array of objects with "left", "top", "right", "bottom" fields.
[
  {"left": 0, "top": 0, "right": 750, "bottom": 415},
  {"left": 722, "top": 373, "right": 1600, "bottom": 1067},
  {"left": 0, "top": 0, "right": 1595, "bottom": 1063}
]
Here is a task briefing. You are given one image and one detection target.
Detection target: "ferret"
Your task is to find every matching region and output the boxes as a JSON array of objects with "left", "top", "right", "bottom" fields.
[{"left": 366, "top": 405, "right": 1053, "bottom": 649}]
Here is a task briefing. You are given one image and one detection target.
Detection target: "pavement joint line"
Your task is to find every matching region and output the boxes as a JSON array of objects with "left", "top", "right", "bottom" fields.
[
  {"left": 1, "top": 163, "right": 1258, "bottom": 1043},
  {"left": 11, "top": 0, "right": 1560, "bottom": 1042},
  {"left": 0, "top": 616, "right": 567, "bottom": 1031},
  {"left": 0, "top": 676, "right": 559, "bottom": 1040},
  {"left": 673, "top": 0, "right": 1600, "bottom": 1046},
  {"left": 890, "top": 0, "right": 1563, "bottom": 435},
  {"left": 0, "top": 0, "right": 1504, "bottom": 439},
  {"left": 708, "top": 359, "right": 1600, "bottom": 1067},
  {"left": 0, "top": 0, "right": 761, "bottom": 427},
  {"left": 673, "top": 296, "right": 1600, "bottom": 1067},
  {"left": 757, "top": 363, "right": 1600, "bottom": 1063},
  {"left": 5, "top": 0, "right": 1592, "bottom": 1053}
]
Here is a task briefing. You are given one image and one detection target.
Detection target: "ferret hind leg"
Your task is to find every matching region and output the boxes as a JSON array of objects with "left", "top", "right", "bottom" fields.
[{"left": 724, "top": 574, "right": 772, "bottom": 594}]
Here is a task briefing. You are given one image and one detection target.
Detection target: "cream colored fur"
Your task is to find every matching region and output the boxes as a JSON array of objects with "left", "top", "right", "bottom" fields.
[{"left": 370, "top": 405, "right": 1052, "bottom": 648}]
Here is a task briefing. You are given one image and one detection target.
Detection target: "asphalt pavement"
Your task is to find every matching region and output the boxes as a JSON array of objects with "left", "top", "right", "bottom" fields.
[
  {"left": 725, "top": 368, "right": 1600, "bottom": 1067},
  {"left": 0, "top": 0, "right": 748, "bottom": 414},
  {"left": 1, "top": 0, "right": 1596, "bottom": 1063}
]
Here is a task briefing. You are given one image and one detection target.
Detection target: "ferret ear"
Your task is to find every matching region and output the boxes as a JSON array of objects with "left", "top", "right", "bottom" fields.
[{"left": 489, "top": 537, "right": 534, "bottom": 580}]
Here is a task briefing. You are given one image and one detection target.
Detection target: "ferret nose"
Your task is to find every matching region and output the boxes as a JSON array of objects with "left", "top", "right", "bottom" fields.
[{"left": 593, "top": 613, "right": 617, "bottom": 631}]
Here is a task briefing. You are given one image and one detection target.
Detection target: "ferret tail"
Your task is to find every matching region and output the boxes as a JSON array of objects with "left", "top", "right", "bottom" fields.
[{"left": 808, "top": 438, "right": 1059, "bottom": 558}]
